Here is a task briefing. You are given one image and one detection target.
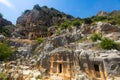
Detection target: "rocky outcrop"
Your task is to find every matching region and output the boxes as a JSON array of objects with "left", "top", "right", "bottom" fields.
[
  {"left": 96, "top": 22, "right": 120, "bottom": 34},
  {"left": 0, "top": 17, "right": 14, "bottom": 37},
  {"left": 97, "top": 11, "right": 108, "bottom": 17},
  {"left": 0, "top": 17, "right": 12, "bottom": 29},
  {"left": 17, "top": 5, "right": 73, "bottom": 27},
  {"left": 16, "top": 4, "right": 74, "bottom": 39},
  {"left": 75, "top": 49, "right": 120, "bottom": 80},
  {"left": 80, "top": 22, "right": 120, "bottom": 34}
]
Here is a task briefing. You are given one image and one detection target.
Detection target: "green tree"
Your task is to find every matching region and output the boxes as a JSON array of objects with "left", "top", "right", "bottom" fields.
[{"left": 0, "top": 42, "right": 13, "bottom": 61}]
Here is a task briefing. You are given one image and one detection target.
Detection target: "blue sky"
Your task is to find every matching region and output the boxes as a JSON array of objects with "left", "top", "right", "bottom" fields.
[{"left": 0, "top": 0, "right": 120, "bottom": 24}]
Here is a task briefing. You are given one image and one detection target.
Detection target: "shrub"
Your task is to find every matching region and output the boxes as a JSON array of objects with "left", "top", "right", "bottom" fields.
[
  {"left": 56, "top": 13, "right": 62, "bottom": 18},
  {"left": 115, "top": 42, "right": 120, "bottom": 51},
  {"left": 72, "top": 20, "right": 81, "bottom": 26},
  {"left": 57, "top": 28, "right": 61, "bottom": 35},
  {"left": 0, "top": 42, "right": 13, "bottom": 61},
  {"left": 60, "top": 21, "right": 71, "bottom": 30},
  {"left": 92, "top": 16, "right": 107, "bottom": 22},
  {"left": 0, "top": 27, "right": 11, "bottom": 37},
  {"left": 90, "top": 33, "right": 102, "bottom": 42},
  {"left": 83, "top": 18, "right": 92, "bottom": 24},
  {"left": 36, "top": 37, "right": 44, "bottom": 44},
  {"left": 0, "top": 72, "right": 7, "bottom": 80},
  {"left": 36, "top": 75, "right": 42, "bottom": 79},
  {"left": 100, "top": 38, "right": 116, "bottom": 50}
]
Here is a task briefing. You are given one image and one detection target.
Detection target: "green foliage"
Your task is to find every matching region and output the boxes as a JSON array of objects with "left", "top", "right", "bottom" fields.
[
  {"left": 0, "top": 72, "right": 7, "bottom": 80},
  {"left": 60, "top": 21, "right": 71, "bottom": 30},
  {"left": 90, "top": 11, "right": 120, "bottom": 25},
  {"left": 115, "top": 42, "right": 120, "bottom": 51},
  {"left": 36, "top": 75, "right": 42, "bottom": 79},
  {"left": 0, "top": 27, "right": 11, "bottom": 37},
  {"left": 72, "top": 20, "right": 81, "bottom": 26},
  {"left": 100, "top": 38, "right": 116, "bottom": 50},
  {"left": 90, "top": 33, "right": 102, "bottom": 42},
  {"left": 0, "top": 42, "right": 13, "bottom": 61},
  {"left": 0, "top": 13, "right": 3, "bottom": 18},
  {"left": 56, "top": 13, "right": 62, "bottom": 18},
  {"left": 83, "top": 18, "right": 92, "bottom": 24},
  {"left": 92, "top": 16, "right": 107, "bottom": 22},
  {"left": 66, "top": 14, "right": 73, "bottom": 19},
  {"left": 36, "top": 37, "right": 44, "bottom": 44}
]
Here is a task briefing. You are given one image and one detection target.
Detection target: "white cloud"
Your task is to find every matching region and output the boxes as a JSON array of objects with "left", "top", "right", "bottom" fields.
[{"left": 0, "top": 0, "right": 15, "bottom": 10}]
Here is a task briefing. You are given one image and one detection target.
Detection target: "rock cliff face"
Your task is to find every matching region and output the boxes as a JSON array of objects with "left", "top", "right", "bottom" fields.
[
  {"left": 0, "top": 17, "right": 12, "bottom": 29},
  {"left": 0, "top": 16, "right": 13, "bottom": 37},
  {"left": 1, "top": 7, "right": 120, "bottom": 80},
  {"left": 16, "top": 4, "right": 74, "bottom": 39}
]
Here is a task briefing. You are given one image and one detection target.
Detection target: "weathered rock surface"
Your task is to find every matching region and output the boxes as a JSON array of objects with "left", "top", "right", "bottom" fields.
[
  {"left": 0, "top": 17, "right": 12, "bottom": 29},
  {"left": 0, "top": 34, "right": 5, "bottom": 42},
  {"left": 15, "top": 4, "right": 74, "bottom": 39}
]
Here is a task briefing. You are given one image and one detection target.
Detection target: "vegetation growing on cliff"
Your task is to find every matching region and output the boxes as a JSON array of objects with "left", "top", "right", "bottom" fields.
[
  {"left": 0, "top": 42, "right": 13, "bottom": 61},
  {"left": 0, "top": 27, "right": 10, "bottom": 37},
  {"left": 100, "top": 38, "right": 117, "bottom": 50},
  {"left": 36, "top": 37, "right": 44, "bottom": 44},
  {"left": 90, "top": 32, "right": 102, "bottom": 42},
  {"left": 0, "top": 72, "right": 7, "bottom": 80}
]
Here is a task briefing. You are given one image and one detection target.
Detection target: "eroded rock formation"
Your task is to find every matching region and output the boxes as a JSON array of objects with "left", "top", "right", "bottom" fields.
[{"left": 15, "top": 4, "right": 74, "bottom": 39}]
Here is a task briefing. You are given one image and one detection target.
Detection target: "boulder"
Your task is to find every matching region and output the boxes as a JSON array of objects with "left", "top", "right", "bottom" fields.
[{"left": 0, "top": 34, "right": 5, "bottom": 41}]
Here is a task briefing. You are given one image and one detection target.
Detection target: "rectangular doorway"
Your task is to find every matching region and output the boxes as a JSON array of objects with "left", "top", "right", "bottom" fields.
[{"left": 59, "top": 64, "right": 62, "bottom": 73}]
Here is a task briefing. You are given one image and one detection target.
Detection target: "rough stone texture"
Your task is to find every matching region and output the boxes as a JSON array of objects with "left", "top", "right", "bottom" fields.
[
  {"left": 0, "top": 17, "right": 12, "bottom": 29},
  {"left": 0, "top": 34, "right": 5, "bottom": 42},
  {"left": 75, "top": 49, "right": 120, "bottom": 79},
  {"left": 97, "top": 11, "right": 108, "bottom": 17},
  {"left": 16, "top": 4, "right": 74, "bottom": 39},
  {"left": 96, "top": 22, "right": 120, "bottom": 34},
  {"left": 41, "top": 32, "right": 82, "bottom": 53},
  {"left": 8, "top": 39, "right": 37, "bottom": 60},
  {"left": 80, "top": 22, "right": 120, "bottom": 35}
]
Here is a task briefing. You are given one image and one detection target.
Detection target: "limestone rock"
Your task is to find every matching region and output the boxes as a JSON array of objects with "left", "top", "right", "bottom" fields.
[
  {"left": 96, "top": 22, "right": 120, "bottom": 34},
  {"left": 0, "top": 34, "right": 5, "bottom": 41},
  {"left": 16, "top": 4, "right": 74, "bottom": 39}
]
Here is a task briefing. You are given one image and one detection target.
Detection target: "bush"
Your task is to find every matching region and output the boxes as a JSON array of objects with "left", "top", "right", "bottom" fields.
[
  {"left": 60, "top": 21, "right": 71, "bottom": 30},
  {"left": 92, "top": 16, "right": 107, "bottom": 22},
  {"left": 57, "top": 28, "right": 61, "bottom": 35},
  {"left": 83, "top": 18, "right": 92, "bottom": 24},
  {"left": 36, "top": 75, "right": 42, "bottom": 79},
  {"left": 0, "top": 27, "right": 11, "bottom": 37},
  {"left": 72, "top": 20, "right": 81, "bottom": 26},
  {"left": 100, "top": 38, "right": 116, "bottom": 50},
  {"left": 36, "top": 37, "right": 44, "bottom": 44},
  {"left": 115, "top": 42, "right": 120, "bottom": 51},
  {"left": 0, "top": 42, "right": 13, "bottom": 61},
  {"left": 90, "top": 33, "right": 102, "bottom": 42},
  {"left": 0, "top": 72, "right": 7, "bottom": 80}
]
